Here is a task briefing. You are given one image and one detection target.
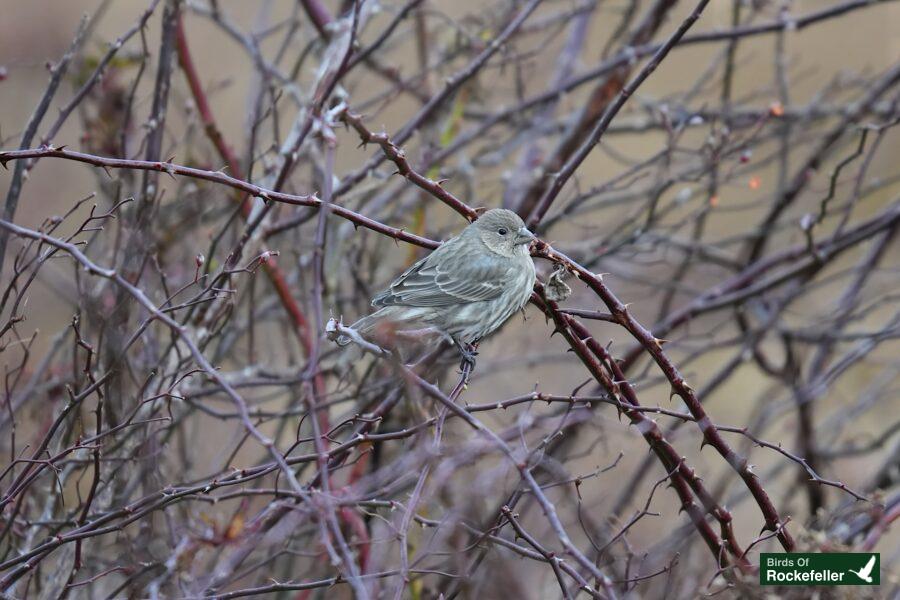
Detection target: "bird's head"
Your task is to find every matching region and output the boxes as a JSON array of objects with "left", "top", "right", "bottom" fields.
[{"left": 471, "top": 208, "right": 535, "bottom": 256}]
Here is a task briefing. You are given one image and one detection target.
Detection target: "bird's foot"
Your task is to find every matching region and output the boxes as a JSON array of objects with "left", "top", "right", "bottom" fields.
[{"left": 458, "top": 344, "right": 478, "bottom": 373}]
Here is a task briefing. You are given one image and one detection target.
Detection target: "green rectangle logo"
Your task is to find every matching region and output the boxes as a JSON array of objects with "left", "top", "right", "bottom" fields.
[{"left": 760, "top": 553, "right": 879, "bottom": 586}]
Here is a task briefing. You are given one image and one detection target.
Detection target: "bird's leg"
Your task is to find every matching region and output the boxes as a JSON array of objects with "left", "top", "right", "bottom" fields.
[{"left": 451, "top": 336, "right": 478, "bottom": 373}]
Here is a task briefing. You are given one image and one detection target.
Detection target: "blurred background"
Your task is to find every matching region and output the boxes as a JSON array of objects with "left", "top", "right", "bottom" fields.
[{"left": 1, "top": 0, "right": 898, "bottom": 598}]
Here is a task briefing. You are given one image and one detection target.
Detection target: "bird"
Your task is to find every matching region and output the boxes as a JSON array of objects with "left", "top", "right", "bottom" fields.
[
  {"left": 337, "top": 208, "right": 536, "bottom": 367},
  {"left": 848, "top": 554, "right": 876, "bottom": 583}
]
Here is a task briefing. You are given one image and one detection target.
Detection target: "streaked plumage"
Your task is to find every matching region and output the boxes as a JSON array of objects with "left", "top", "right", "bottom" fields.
[{"left": 338, "top": 209, "right": 536, "bottom": 356}]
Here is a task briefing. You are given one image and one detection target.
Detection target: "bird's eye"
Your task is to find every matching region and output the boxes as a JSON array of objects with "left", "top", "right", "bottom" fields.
[{"left": 498, "top": 228, "right": 508, "bottom": 235}]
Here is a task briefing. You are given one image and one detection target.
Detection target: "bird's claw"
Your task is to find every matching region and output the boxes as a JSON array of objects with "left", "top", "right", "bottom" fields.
[{"left": 459, "top": 344, "right": 478, "bottom": 372}]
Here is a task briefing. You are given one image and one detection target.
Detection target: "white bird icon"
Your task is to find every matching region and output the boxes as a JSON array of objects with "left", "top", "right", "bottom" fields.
[{"left": 848, "top": 554, "right": 876, "bottom": 583}]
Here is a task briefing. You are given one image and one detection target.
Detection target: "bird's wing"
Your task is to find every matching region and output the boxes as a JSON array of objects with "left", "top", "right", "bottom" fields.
[
  {"left": 372, "top": 239, "right": 510, "bottom": 307},
  {"left": 861, "top": 555, "right": 876, "bottom": 576}
]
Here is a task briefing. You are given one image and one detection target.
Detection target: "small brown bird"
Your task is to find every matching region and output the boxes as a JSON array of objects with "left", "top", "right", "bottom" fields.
[{"left": 338, "top": 209, "right": 536, "bottom": 365}]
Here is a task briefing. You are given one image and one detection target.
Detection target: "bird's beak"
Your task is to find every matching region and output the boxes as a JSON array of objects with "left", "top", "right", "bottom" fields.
[{"left": 515, "top": 226, "right": 535, "bottom": 245}]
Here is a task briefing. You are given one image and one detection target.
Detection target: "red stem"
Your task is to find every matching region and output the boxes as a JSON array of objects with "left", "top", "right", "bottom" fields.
[{"left": 175, "top": 15, "right": 313, "bottom": 355}]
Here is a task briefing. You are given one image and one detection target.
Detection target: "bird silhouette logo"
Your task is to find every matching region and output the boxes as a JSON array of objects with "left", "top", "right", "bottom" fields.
[{"left": 848, "top": 554, "right": 877, "bottom": 583}]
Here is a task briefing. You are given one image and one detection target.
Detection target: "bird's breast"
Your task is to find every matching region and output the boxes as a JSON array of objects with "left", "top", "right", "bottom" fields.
[{"left": 517, "top": 255, "right": 537, "bottom": 305}]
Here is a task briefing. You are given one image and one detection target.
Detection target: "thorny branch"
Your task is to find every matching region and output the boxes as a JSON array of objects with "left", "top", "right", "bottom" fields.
[{"left": 0, "top": 0, "right": 898, "bottom": 598}]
